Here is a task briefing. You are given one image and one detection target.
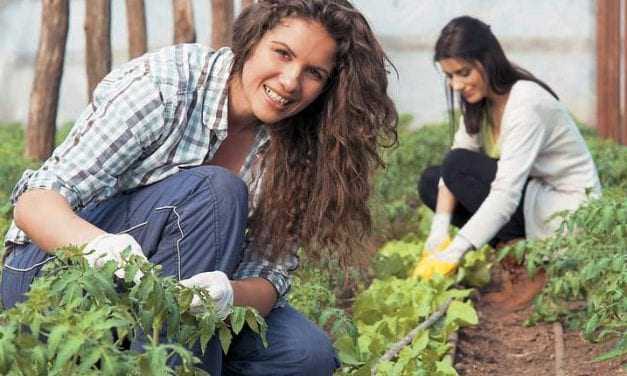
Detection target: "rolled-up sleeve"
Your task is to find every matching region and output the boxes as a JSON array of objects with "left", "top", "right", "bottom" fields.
[
  {"left": 10, "top": 62, "right": 165, "bottom": 210},
  {"left": 232, "top": 237, "right": 299, "bottom": 307}
]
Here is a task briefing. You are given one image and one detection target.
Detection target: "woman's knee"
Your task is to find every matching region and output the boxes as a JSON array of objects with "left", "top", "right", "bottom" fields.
[
  {"left": 181, "top": 166, "right": 248, "bottom": 207},
  {"left": 418, "top": 166, "right": 440, "bottom": 210},
  {"left": 441, "top": 148, "right": 475, "bottom": 188},
  {"left": 228, "top": 306, "right": 339, "bottom": 375},
  {"left": 289, "top": 326, "right": 338, "bottom": 374}
]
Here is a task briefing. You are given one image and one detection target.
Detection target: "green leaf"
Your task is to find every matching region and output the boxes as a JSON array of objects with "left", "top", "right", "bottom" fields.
[
  {"left": 335, "top": 335, "right": 364, "bottom": 366},
  {"left": 230, "top": 307, "right": 246, "bottom": 335},
  {"left": 199, "top": 313, "right": 216, "bottom": 355},
  {"left": 46, "top": 324, "right": 70, "bottom": 355},
  {"left": 77, "top": 348, "right": 103, "bottom": 373},
  {"left": 245, "top": 309, "right": 268, "bottom": 348},
  {"left": 218, "top": 325, "right": 233, "bottom": 354},
  {"left": 445, "top": 300, "right": 478, "bottom": 327},
  {"left": 51, "top": 336, "right": 85, "bottom": 373},
  {"left": 435, "top": 355, "right": 458, "bottom": 375},
  {"left": 412, "top": 330, "right": 430, "bottom": 352}
]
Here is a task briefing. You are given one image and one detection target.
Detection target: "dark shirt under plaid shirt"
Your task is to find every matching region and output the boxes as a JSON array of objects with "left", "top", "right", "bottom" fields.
[{"left": 5, "top": 44, "right": 298, "bottom": 305}]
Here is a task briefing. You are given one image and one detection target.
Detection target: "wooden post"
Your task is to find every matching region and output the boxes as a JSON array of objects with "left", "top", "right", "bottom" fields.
[
  {"left": 25, "top": 0, "right": 69, "bottom": 161},
  {"left": 211, "top": 0, "right": 234, "bottom": 49},
  {"left": 622, "top": 0, "right": 627, "bottom": 144},
  {"left": 126, "top": 0, "right": 147, "bottom": 59},
  {"left": 85, "top": 0, "right": 112, "bottom": 102},
  {"left": 607, "top": 0, "right": 621, "bottom": 142},
  {"left": 173, "top": 0, "right": 196, "bottom": 44},
  {"left": 596, "top": 0, "right": 621, "bottom": 141}
]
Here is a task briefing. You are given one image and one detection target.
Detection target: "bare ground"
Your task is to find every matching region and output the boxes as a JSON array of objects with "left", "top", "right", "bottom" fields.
[{"left": 455, "top": 263, "right": 626, "bottom": 376}]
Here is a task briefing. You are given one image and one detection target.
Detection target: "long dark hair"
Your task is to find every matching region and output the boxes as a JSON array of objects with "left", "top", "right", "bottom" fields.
[
  {"left": 434, "top": 16, "right": 558, "bottom": 135},
  {"left": 231, "top": 0, "right": 398, "bottom": 265}
]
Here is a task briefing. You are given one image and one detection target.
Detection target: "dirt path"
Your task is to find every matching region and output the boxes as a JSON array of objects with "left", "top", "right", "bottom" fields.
[{"left": 454, "top": 264, "right": 626, "bottom": 375}]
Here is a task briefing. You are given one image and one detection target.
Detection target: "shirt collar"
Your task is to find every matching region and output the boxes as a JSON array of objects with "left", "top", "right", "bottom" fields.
[{"left": 201, "top": 47, "right": 234, "bottom": 140}]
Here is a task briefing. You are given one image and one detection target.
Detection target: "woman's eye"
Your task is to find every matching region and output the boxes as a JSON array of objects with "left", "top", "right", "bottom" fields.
[
  {"left": 460, "top": 69, "right": 471, "bottom": 77},
  {"left": 274, "top": 49, "right": 290, "bottom": 59},
  {"left": 307, "top": 69, "right": 323, "bottom": 81}
]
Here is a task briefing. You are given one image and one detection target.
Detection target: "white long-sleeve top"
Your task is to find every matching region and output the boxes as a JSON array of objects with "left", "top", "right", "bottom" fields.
[{"left": 451, "top": 80, "right": 601, "bottom": 248}]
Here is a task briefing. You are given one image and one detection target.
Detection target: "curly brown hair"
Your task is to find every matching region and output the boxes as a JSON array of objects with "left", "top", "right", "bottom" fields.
[{"left": 231, "top": 0, "right": 398, "bottom": 265}]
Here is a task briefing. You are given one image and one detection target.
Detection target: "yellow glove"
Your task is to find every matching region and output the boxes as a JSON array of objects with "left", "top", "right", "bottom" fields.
[
  {"left": 411, "top": 235, "right": 473, "bottom": 280},
  {"left": 411, "top": 236, "right": 453, "bottom": 279}
]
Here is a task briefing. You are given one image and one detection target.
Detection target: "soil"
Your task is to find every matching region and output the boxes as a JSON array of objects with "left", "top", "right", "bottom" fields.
[{"left": 454, "top": 262, "right": 627, "bottom": 375}]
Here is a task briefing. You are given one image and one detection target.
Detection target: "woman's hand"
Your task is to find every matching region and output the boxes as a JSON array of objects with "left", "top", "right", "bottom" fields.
[
  {"left": 83, "top": 233, "right": 147, "bottom": 283},
  {"left": 414, "top": 235, "right": 472, "bottom": 280},
  {"left": 179, "top": 271, "right": 234, "bottom": 319}
]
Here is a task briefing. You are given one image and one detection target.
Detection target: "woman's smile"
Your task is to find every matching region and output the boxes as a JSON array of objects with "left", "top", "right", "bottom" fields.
[{"left": 263, "top": 84, "right": 292, "bottom": 107}]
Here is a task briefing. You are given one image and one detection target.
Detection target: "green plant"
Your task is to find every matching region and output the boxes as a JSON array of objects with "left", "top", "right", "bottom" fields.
[
  {"left": 0, "top": 247, "right": 267, "bottom": 374},
  {"left": 503, "top": 189, "right": 626, "bottom": 361},
  {"left": 288, "top": 258, "right": 358, "bottom": 343},
  {"left": 335, "top": 241, "right": 478, "bottom": 375}
]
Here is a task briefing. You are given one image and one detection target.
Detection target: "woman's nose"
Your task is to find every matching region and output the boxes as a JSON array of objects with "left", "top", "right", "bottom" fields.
[
  {"left": 449, "top": 76, "right": 464, "bottom": 91},
  {"left": 279, "top": 66, "right": 301, "bottom": 93}
]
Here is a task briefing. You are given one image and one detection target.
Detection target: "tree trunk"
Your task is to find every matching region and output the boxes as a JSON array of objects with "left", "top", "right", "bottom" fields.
[
  {"left": 125, "top": 0, "right": 147, "bottom": 59},
  {"left": 211, "top": 0, "right": 234, "bottom": 49},
  {"left": 26, "top": 0, "right": 69, "bottom": 161},
  {"left": 173, "top": 0, "right": 195, "bottom": 44},
  {"left": 241, "top": 0, "right": 254, "bottom": 9},
  {"left": 85, "top": 0, "right": 112, "bottom": 102}
]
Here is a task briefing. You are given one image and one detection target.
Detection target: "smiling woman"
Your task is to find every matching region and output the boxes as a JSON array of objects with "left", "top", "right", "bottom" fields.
[{"left": 2, "top": 0, "right": 397, "bottom": 374}]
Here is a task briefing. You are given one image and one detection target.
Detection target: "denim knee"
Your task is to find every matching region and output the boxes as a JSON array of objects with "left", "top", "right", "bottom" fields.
[
  {"left": 183, "top": 166, "right": 248, "bottom": 208},
  {"left": 292, "top": 327, "right": 338, "bottom": 375},
  {"left": 271, "top": 314, "right": 338, "bottom": 375}
]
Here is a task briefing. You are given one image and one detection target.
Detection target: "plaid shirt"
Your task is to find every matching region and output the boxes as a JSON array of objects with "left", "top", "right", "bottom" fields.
[{"left": 6, "top": 44, "right": 298, "bottom": 302}]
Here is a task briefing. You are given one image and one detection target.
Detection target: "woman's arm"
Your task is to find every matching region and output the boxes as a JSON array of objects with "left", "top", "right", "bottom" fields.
[
  {"left": 435, "top": 183, "right": 456, "bottom": 214},
  {"left": 14, "top": 189, "right": 105, "bottom": 252},
  {"left": 231, "top": 278, "right": 278, "bottom": 317}
]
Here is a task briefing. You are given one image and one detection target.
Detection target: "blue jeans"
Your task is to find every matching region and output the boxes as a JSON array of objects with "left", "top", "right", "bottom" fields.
[{"left": 1, "top": 166, "right": 338, "bottom": 375}]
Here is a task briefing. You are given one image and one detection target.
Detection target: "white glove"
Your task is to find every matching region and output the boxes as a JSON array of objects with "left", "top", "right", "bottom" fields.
[
  {"left": 433, "top": 234, "right": 473, "bottom": 263},
  {"left": 84, "top": 233, "right": 147, "bottom": 282},
  {"left": 179, "top": 271, "right": 233, "bottom": 319},
  {"left": 425, "top": 212, "right": 451, "bottom": 253}
]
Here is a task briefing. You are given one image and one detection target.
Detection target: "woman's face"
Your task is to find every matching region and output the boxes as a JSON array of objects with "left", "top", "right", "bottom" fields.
[
  {"left": 438, "top": 57, "right": 489, "bottom": 104},
  {"left": 231, "top": 17, "right": 337, "bottom": 125}
]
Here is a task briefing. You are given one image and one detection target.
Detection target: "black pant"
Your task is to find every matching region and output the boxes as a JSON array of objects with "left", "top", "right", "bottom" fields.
[{"left": 418, "top": 149, "right": 526, "bottom": 247}]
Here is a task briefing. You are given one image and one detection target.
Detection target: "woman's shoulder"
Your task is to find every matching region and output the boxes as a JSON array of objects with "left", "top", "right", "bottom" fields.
[
  {"left": 139, "top": 44, "right": 234, "bottom": 97},
  {"left": 149, "top": 44, "right": 232, "bottom": 65},
  {"left": 509, "top": 80, "right": 555, "bottom": 103},
  {"left": 507, "top": 80, "right": 563, "bottom": 117}
]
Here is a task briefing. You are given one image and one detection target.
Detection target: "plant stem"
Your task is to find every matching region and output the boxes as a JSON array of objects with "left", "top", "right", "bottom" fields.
[
  {"left": 371, "top": 298, "right": 452, "bottom": 375},
  {"left": 152, "top": 318, "right": 161, "bottom": 346}
]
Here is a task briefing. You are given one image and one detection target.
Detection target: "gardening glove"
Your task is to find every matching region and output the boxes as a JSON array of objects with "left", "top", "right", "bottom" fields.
[
  {"left": 179, "top": 271, "right": 234, "bottom": 320},
  {"left": 84, "top": 233, "right": 147, "bottom": 283},
  {"left": 414, "top": 235, "right": 473, "bottom": 280},
  {"left": 425, "top": 212, "right": 452, "bottom": 253}
]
